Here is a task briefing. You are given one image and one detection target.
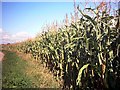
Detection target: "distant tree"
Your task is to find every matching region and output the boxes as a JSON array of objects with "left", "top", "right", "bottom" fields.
[{"left": 7, "top": 43, "right": 10, "bottom": 45}]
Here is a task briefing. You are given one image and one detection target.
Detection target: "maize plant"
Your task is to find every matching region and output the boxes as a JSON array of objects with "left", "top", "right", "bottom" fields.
[{"left": 4, "top": 5, "right": 120, "bottom": 90}]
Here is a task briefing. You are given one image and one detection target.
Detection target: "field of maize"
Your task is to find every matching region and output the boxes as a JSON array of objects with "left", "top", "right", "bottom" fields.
[{"left": 4, "top": 4, "right": 120, "bottom": 90}]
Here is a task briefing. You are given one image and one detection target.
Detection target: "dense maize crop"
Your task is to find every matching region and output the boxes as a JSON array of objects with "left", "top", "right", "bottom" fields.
[{"left": 5, "top": 6, "right": 120, "bottom": 90}]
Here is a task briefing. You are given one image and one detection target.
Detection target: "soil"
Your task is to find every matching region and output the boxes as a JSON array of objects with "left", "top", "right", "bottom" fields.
[{"left": 0, "top": 51, "right": 4, "bottom": 61}]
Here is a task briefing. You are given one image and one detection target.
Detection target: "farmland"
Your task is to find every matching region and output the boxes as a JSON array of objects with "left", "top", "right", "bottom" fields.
[{"left": 2, "top": 2, "right": 120, "bottom": 90}]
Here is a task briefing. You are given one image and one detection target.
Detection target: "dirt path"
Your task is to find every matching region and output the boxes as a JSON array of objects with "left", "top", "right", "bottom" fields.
[
  {"left": 2, "top": 50, "right": 61, "bottom": 88},
  {"left": 0, "top": 51, "right": 4, "bottom": 61}
]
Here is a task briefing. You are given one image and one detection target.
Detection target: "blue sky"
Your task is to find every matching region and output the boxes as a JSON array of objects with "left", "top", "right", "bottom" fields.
[
  {"left": 0, "top": 2, "right": 2, "bottom": 29},
  {"left": 2, "top": 2, "right": 80, "bottom": 39},
  {"left": 1, "top": 1, "right": 119, "bottom": 44},
  {"left": 2, "top": 2, "right": 74, "bottom": 35}
]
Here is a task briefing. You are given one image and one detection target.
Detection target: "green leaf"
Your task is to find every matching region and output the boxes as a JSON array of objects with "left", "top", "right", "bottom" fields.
[
  {"left": 77, "top": 6, "right": 97, "bottom": 26},
  {"left": 76, "top": 63, "right": 89, "bottom": 87}
]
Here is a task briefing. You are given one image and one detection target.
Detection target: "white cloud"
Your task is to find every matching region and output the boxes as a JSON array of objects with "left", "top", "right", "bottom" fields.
[
  {"left": 0, "top": 30, "right": 33, "bottom": 44},
  {"left": 0, "top": 28, "right": 2, "bottom": 33},
  {"left": 12, "top": 32, "right": 28, "bottom": 38},
  {"left": 2, "top": 34, "right": 10, "bottom": 40},
  {"left": 11, "top": 31, "right": 31, "bottom": 43}
]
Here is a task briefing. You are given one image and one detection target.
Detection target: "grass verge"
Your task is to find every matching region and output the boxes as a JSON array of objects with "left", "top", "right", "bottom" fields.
[{"left": 2, "top": 50, "right": 60, "bottom": 88}]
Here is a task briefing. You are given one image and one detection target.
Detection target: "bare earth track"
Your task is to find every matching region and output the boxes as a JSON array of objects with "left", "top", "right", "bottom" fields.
[{"left": 0, "top": 52, "right": 4, "bottom": 61}]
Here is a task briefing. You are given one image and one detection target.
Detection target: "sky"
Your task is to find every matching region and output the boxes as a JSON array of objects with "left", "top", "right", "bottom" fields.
[{"left": 0, "top": 1, "right": 119, "bottom": 44}]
